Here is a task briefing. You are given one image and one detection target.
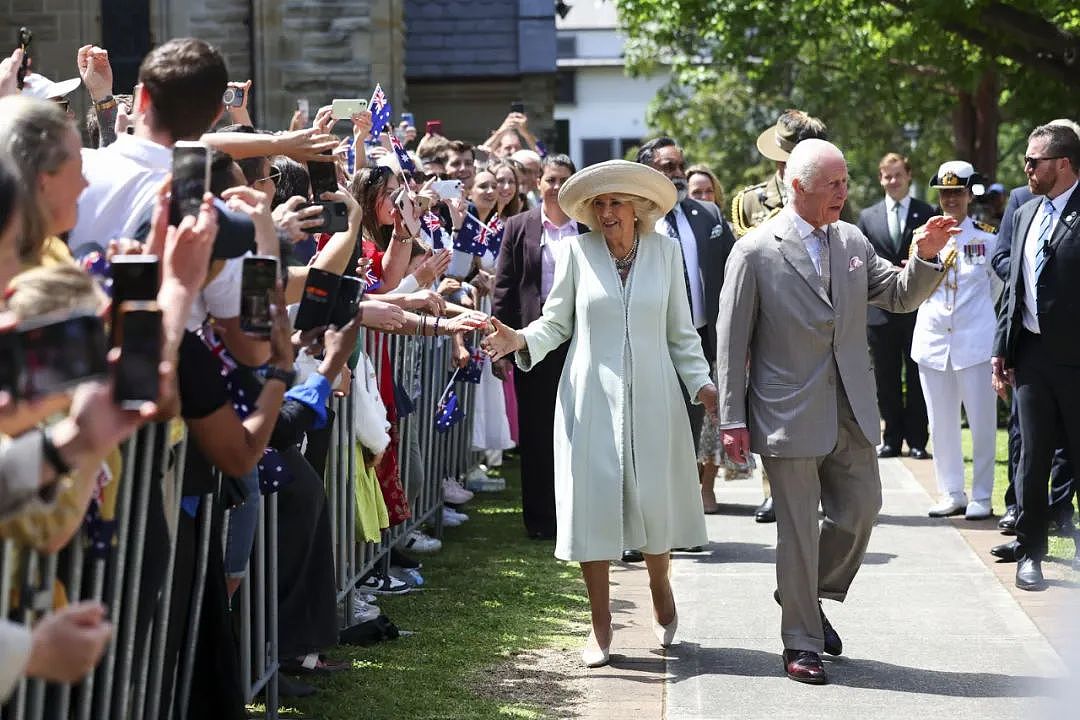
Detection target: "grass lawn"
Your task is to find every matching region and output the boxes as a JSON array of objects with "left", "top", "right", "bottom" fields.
[
  {"left": 265, "top": 456, "right": 588, "bottom": 719},
  {"left": 959, "top": 427, "right": 1077, "bottom": 564}
]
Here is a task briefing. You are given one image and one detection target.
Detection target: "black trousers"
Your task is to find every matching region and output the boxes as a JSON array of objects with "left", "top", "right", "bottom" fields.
[
  {"left": 867, "top": 313, "right": 928, "bottom": 449},
  {"left": 1013, "top": 330, "right": 1080, "bottom": 561},
  {"left": 514, "top": 342, "right": 568, "bottom": 537},
  {"left": 1004, "top": 395, "right": 1075, "bottom": 521}
]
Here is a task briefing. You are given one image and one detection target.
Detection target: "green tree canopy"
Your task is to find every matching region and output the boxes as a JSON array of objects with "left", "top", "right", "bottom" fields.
[{"left": 616, "top": 0, "right": 1080, "bottom": 211}]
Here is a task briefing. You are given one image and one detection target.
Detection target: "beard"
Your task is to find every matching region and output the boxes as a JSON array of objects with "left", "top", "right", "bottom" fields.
[{"left": 671, "top": 177, "right": 689, "bottom": 203}]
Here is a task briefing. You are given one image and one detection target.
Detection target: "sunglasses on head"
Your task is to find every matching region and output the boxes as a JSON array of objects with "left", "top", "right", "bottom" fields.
[
  {"left": 365, "top": 165, "right": 393, "bottom": 186},
  {"left": 254, "top": 166, "right": 282, "bottom": 185}
]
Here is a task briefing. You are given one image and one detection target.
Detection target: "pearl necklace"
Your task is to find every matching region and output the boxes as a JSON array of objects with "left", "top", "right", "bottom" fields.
[{"left": 609, "top": 230, "right": 640, "bottom": 273}]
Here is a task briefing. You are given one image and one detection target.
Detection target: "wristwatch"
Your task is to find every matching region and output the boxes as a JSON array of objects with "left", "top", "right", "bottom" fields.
[
  {"left": 93, "top": 95, "right": 118, "bottom": 112},
  {"left": 264, "top": 366, "right": 297, "bottom": 388}
]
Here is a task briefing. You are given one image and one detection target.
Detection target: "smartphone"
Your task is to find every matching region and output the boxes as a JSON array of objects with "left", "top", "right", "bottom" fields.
[
  {"left": 425, "top": 120, "right": 443, "bottom": 136},
  {"left": 446, "top": 250, "right": 475, "bottom": 280},
  {"left": 331, "top": 98, "right": 368, "bottom": 120},
  {"left": 307, "top": 155, "right": 338, "bottom": 197},
  {"left": 394, "top": 189, "right": 421, "bottom": 238},
  {"left": 109, "top": 255, "right": 160, "bottom": 343},
  {"left": 293, "top": 267, "right": 341, "bottom": 332},
  {"left": 16, "top": 27, "right": 32, "bottom": 91},
  {"left": 114, "top": 301, "right": 162, "bottom": 409},
  {"left": 329, "top": 275, "right": 364, "bottom": 328},
  {"left": 296, "top": 98, "right": 310, "bottom": 118},
  {"left": 430, "top": 179, "right": 464, "bottom": 201},
  {"left": 401, "top": 112, "right": 415, "bottom": 128},
  {"left": 239, "top": 256, "right": 279, "bottom": 338},
  {"left": 0, "top": 331, "right": 20, "bottom": 397},
  {"left": 169, "top": 142, "right": 210, "bottom": 226},
  {"left": 222, "top": 86, "right": 245, "bottom": 108},
  {"left": 510, "top": 100, "right": 525, "bottom": 114},
  {"left": 17, "top": 311, "right": 108, "bottom": 399}
]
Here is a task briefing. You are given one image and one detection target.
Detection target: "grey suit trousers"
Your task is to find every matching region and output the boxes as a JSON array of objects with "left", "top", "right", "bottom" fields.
[{"left": 761, "top": 385, "right": 882, "bottom": 653}]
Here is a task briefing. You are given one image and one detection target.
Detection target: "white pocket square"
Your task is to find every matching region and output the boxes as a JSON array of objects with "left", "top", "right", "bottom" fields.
[{"left": 848, "top": 256, "right": 864, "bottom": 272}]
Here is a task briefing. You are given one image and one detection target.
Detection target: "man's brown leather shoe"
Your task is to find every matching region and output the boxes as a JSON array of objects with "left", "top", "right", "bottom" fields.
[{"left": 782, "top": 649, "right": 828, "bottom": 684}]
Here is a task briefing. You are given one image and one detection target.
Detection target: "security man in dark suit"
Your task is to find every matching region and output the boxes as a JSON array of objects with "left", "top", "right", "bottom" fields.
[
  {"left": 492, "top": 154, "right": 586, "bottom": 539},
  {"left": 990, "top": 183, "right": 1075, "bottom": 546},
  {"left": 856, "top": 152, "right": 933, "bottom": 460},
  {"left": 992, "top": 123, "right": 1080, "bottom": 590},
  {"left": 629, "top": 136, "right": 735, "bottom": 559}
]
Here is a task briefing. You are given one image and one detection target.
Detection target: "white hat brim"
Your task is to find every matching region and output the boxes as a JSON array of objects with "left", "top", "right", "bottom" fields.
[{"left": 557, "top": 160, "right": 677, "bottom": 229}]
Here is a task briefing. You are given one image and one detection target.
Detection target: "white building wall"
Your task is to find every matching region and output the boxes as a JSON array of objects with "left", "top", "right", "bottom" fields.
[{"left": 555, "top": 66, "right": 668, "bottom": 167}]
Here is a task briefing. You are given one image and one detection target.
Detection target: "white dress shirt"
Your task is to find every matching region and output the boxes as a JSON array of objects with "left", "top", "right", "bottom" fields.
[
  {"left": 1021, "top": 179, "right": 1078, "bottom": 333},
  {"left": 885, "top": 195, "right": 910, "bottom": 248},
  {"left": 540, "top": 208, "right": 578, "bottom": 301},
  {"left": 789, "top": 208, "right": 830, "bottom": 274},
  {"left": 654, "top": 204, "right": 706, "bottom": 328},
  {"left": 69, "top": 134, "right": 173, "bottom": 253}
]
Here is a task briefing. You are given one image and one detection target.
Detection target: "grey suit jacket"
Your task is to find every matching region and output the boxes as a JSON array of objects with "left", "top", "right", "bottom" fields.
[{"left": 715, "top": 211, "right": 943, "bottom": 457}]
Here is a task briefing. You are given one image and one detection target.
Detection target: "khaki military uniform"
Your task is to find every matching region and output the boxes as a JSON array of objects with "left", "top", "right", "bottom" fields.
[{"left": 732, "top": 173, "right": 786, "bottom": 238}]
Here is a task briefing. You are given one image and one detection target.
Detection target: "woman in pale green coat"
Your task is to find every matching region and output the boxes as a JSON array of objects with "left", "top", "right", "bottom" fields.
[{"left": 484, "top": 160, "right": 717, "bottom": 667}]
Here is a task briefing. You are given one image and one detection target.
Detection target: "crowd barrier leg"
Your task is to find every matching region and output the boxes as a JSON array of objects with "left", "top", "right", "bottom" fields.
[{"left": 177, "top": 492, "right": 214, "bottom": 719}]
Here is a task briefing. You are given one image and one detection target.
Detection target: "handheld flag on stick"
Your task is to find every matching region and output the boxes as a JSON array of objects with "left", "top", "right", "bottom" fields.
[
  {"left": 389, "top": 133, "right": 415, "bottom": 173},
  {"left": 368, "top": 83, "right": 393, "bottom": 140},
  {"left": 421, "top": 211, "right": 446, "bottom": 249},
  {"left": 434, "top": 370, "right": 465, "bottom": 432}
]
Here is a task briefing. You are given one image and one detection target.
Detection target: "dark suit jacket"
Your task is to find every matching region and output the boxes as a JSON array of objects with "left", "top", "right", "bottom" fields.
[
  {"left": 995, "top": 187, "right": 1080, "bottom": 366},
  {"left": 492, "top": 206, "right": 588, "bottom": 330},
  {"left": 991, "top": 186, "right": 1033, "bottom": 281},
  {"left": 675, "top": 198, "right": 735, "bottom": 361},
  {"left": 856, "top": 196, "right": 934, "bottom": 325}
]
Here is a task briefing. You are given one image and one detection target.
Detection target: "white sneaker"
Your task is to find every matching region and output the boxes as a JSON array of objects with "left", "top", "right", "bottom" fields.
[
  {"left": 442, "top": 507, "right": 464, "bottom": 527},
  {"left": 965, "top": 499, "right": 992, "bottom": 520},
  {"left": 444, "top": 506, "right": 469, "bottom": 523},
  {"left": 442, "top": 478, "right": 473, "bottom": 504},
  {"left": 351, "top": 598, "right": 381, "bottom": 624},
  {"left": 928, "top": 496, "right": 966, "bottom": 517},
  {"left": 403, "top": 529, "right": 442, "bottom": 554}
]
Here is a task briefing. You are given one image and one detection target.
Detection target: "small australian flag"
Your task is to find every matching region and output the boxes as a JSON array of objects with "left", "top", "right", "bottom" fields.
[
  {"left": 422, "top": 211, "right": 446, "bottom": 249},
  {"left": 389, "top": 133, "right": 415, "bottom": 173},
  {"left": 435, "top": 389, "right": 464, "bottom": 433},
  {"left": 462, "top": 346, "right": 485, "bottom": 384},
  {"left": 368, "top": 83, "right": 393, "bottom": 140},
  {"left": 454, "top": 216, "right": 492, "bottom": 257}
]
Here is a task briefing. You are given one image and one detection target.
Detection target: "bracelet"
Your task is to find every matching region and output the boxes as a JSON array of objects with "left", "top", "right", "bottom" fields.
[
  {"left": 93, "top": 95, "right": 117, "bottom": 112},
  {"left": 41, "top": 427, "right": 72, "bottom": 476}
]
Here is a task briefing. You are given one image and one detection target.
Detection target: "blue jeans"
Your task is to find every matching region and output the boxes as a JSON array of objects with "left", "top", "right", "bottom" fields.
[{"left": 224, "top": 468, "right": 260, "bottom": 578}]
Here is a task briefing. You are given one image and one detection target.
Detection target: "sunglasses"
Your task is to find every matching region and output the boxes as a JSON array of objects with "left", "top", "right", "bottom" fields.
[
  {"left": 365, "top": 164, "right": 393, "bottom": 186},
  {"left": 1023, "top": 155, "right": 1063, "bottom": 168},
  {"left": 51, "top": 97, "right": 70, "bottom": 113},
  {"left": 254, "top": 167, "right": 282, "bottom": 185}
]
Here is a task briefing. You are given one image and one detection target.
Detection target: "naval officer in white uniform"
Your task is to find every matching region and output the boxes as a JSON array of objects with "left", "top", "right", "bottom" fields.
[{"left": 912, "top": 161, "right": 999, "bottom": 520}]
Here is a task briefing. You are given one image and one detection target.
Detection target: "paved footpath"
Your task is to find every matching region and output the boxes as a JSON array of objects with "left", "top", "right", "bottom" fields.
[{"left": 578, "top": 458, "right": 1077, "bottom": 720}]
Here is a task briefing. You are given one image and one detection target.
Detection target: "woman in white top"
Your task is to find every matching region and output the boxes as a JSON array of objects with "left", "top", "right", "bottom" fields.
[{"left": 911, "top": 161, "right": 998, "bottom": 519}]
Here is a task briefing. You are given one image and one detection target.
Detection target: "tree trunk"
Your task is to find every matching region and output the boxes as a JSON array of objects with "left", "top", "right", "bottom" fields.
[
  {"left": 950, "top": 67, "right": 1000, "bottom": 181},
  {"left": 952, "top": 91, "right": 976, "bottom": 162}
]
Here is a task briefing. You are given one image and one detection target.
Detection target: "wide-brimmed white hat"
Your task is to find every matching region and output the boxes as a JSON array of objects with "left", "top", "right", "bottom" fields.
[
  {"left": 557, "top": 159, "right": 677, "bottom": 228},
  {"left": 21, "top": 73, "right": 81, "bottom": 100}
]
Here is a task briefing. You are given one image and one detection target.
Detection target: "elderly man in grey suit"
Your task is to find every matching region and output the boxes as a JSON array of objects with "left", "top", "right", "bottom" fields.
[{"left": 716, "top": 139, "right": 955, "bottom": 685}]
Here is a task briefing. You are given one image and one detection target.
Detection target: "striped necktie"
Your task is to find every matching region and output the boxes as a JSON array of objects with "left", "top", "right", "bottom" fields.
[{"left": 1034, "top": 198, "right": 1056, "bottom": 281}]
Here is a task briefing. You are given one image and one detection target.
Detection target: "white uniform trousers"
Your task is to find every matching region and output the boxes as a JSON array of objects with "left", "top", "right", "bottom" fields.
[{"left": 917, "top": 359, "right": 997, "bottom": 504}]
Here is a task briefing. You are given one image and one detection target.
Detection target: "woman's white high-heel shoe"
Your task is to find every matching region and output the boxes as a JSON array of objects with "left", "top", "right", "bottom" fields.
[
  {"left": 652, "top": 610, "right": 678, "bottom": 648},
  {"left": 581, "top": 629, "right": 611, "bottom": 668}
]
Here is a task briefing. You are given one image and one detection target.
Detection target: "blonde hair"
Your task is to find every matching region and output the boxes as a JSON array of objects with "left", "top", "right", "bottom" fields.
[
  {"left": 0, "top": 96, "right": 77, "bottom": 262},
  {"left": 581, "top": 192, "right": 658, "bottom": 231},
  {"left": 6, "top": 264, "right": 106, "bottom": 320}
]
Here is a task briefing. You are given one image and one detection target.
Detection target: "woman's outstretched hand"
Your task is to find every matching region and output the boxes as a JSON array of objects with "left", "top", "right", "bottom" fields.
[{"left": 481, "top": 317, "right": 525, "bottom": 361}]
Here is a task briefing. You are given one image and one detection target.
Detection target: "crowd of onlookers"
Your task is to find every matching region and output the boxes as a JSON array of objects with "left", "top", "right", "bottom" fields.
[{"left": 0, "top": 34, "right": 573, "bottom": 713}]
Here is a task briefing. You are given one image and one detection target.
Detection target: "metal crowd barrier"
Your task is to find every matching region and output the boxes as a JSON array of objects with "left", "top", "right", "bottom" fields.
[
  {"left": 327, "top": 330, "right": 481, "bottom": 626},
  {"left": 1, "top": 323, "right": 486, "bottom": 718}
]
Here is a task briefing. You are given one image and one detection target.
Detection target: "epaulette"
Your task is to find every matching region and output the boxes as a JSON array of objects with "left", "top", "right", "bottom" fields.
[
  {"left": 731, "top": 183, "right": 767, "bottom": 238},
  {"left": 974, "top": 220, "right": 997, "bottom": 234}
]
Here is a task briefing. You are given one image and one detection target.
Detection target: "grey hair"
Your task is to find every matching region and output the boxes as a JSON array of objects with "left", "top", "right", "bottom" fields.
[
  {"left": 0, "top": 96, "right": 77, "bottom": 261},
  {"left": 783, "top": 138, "right": 846, "bottom": 197},
  {"left": 1048, "top": 118, "right": 1080, "bottom": 142},
  {"left": 581, "top": 192, "right": 657, "bottom": 231}
]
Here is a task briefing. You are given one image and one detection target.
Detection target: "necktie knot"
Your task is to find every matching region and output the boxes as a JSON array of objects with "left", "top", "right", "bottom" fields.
[{"left": 1043, "top": 198, "right": 1056, "bottom": 216}]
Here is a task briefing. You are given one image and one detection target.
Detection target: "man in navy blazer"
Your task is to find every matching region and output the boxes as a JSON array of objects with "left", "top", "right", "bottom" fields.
[
  {"left": 992, "top": 123, "right": 1080, "bottom": 589},
  {"left": 492, "top": 154, "right": 586, "bottom": 539},
  {"left": 855, "top": 153, "right": 933, "bottom": 460}
]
